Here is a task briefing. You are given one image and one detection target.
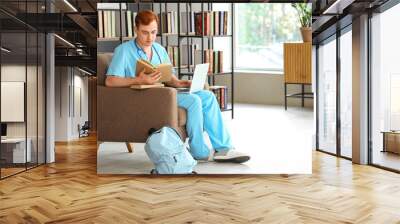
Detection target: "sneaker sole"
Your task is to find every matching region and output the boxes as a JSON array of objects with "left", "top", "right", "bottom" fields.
[{"left": 214, "top": 156, "right": 250, "bottom": 163}]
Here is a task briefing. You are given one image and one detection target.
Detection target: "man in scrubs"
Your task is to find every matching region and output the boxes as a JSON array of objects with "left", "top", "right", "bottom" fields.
[{"left": 105, "top": 10, "right": 250, "bottom": 163}]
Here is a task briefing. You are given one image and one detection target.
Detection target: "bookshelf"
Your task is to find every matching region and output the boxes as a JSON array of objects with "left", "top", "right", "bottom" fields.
[{"left": 97, "top": 2, "right": 234, "bottom": 118}]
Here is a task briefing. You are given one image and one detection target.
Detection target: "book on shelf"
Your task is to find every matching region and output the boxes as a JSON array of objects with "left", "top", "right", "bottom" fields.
[
  {"left": 173, "top": 12, "right": 178, "bottom": 34},
  {"left": 224, "top": 11, "right": 228, "bottom": 35},
  {"left": 111, "top": 10, "right": 116, "bottom": 38},
  {"left": 218, "top": 51, "right": 223, "bottom": 73},
  {"left": 98, "top": 11, "right": 103, "bottom": 38},
  {"left": 102, "top": 11, "right": 108, "bottom": 37},
  {"left": 213, "top": 11, "right": 218, "bottom": 35},
  {"left": 126, "top": 11, "right": 132, "bottom": 37},
  {"left": 121, "top": 10, "right": 126, "bottom": 38},
  {"left": 167, "top": 12, "right": 171, "bottom": 33},
  {"left": 212, "top": 51, "right": 217, "bottom": 74}
]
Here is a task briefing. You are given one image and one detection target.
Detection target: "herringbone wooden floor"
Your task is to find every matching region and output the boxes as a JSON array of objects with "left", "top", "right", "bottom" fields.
[{"left": 1, "top": 135, "right": 400, "bottom": 224}]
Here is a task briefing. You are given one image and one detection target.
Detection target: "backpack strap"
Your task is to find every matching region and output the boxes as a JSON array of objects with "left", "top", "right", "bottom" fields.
[
  {"left": 147, "top": 126, "right": 182, "bottom": 139},
  {"left": 166, "top": 126, "right": 183, "bottom": 140},
  {"left": 148, "top": 128, "right": 158, "bottom": 137}
]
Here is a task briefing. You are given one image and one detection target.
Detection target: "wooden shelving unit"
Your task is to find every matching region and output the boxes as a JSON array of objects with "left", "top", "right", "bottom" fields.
[{"left": 97, "top": 1, "right": 235, "bottom": 118}]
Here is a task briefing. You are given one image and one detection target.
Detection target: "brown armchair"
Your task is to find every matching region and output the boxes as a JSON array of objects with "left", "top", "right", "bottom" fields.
[{"left": 97, "top": 53, "right": 187, "bottom": 152}]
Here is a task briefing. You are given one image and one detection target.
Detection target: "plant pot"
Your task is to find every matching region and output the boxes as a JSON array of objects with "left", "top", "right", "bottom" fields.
[{"left": 300, "top": 27, "right": 312, "bottom": 43}]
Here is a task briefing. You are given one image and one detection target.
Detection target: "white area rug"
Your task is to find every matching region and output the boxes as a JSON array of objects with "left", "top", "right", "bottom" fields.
[
  {"left": 97, "top": 104, "right": 313, "bottom": 174},
  {"left": 97, "top": 142, "right": 254, "bottom": 174}
]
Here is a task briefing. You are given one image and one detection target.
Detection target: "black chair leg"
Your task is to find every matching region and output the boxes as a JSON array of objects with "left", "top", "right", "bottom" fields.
[
  {"left": 302, "top": 84, "right": 305, "bottom": 107},
  {"left": 284, "top": 83, "right": 287, "bottom": 110}
]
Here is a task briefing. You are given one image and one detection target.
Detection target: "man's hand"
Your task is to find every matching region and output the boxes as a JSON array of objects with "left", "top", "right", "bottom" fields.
[
  {"left": 174, "top": 80, "right": 191, "bottom": 88},
  {"left": 166, "top": 78, "right": 191, "bottom": 88},
  {"left": 136, "top": 69, "right": 161, "bottom": 85}
]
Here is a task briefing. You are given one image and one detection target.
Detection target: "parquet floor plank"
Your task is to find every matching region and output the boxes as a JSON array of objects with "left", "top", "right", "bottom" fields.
[{"left": 0, "top": 135, "right": 399, "bottom": 223}]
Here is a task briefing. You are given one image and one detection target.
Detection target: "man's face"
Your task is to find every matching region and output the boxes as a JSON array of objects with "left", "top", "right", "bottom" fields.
[{"left": 135, "top": 20, "right": 158, "bottom": 48}]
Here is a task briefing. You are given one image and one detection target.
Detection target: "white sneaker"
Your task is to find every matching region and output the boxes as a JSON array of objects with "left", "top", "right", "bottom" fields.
[
  {"left": 213, "top": 150, "right": 250, "bottom": 163},
  {"left": 194, "top": 149, "right": 215, "bottom": 163}
]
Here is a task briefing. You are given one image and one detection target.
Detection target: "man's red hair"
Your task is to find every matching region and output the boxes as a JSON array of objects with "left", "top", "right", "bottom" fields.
[{"left": 135, "top": 10, "right": 159, "bottom": 28}]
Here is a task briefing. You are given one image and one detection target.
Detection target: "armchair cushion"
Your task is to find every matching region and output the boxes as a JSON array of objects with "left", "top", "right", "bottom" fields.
[
  {"left": 97, "top": 86, "right": 183, "bottom": 142},
  {"left": 97, "top": 53, "right": 188, "bottom": 143}
]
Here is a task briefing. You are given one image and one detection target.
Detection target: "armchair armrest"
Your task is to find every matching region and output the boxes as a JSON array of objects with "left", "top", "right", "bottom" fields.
[{"left": 97, "top": 86, "right": 179, "bottom": 142}]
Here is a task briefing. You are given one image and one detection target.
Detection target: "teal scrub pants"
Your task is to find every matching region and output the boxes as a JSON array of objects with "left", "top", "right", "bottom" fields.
[{"left": 177, "top": 90, "right": 233, "bottom": 159}]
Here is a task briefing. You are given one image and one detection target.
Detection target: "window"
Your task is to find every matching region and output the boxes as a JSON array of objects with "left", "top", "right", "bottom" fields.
[{"left": 235, "top": 4, "right": 302, "bottom": 72}]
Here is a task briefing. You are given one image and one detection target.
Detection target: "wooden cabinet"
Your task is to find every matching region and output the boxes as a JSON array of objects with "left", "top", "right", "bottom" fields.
[
  {"left": 382, "top": 131, "right": 400, "bottom": 154},
  {"left": 284, "top": 43, "right": 312, "bottom": 84},
  {"left": 283, "top": 43, "right": 313, "bottom": 110}
]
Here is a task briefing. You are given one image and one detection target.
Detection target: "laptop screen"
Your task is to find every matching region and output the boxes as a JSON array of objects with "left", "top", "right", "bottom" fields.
[{"left": 190, "top": 63, "right": 209, "bottom": 93}]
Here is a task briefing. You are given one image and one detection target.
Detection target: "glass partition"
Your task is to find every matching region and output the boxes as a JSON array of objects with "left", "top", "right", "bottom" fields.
[
  {"left": 0, "top": 0, "right": 46, "bottom": 179},
  {"left": 27, "top": 31, "right": 38, "bottom": 169},
  {"left": 317, "top": 36, "right": 337, "bottom": 155},
  {"left": 1, "top": 31, "right": 28, "bottom": 177},
  {"left": 38, "top": 32, "right": 45, "bottom": 165},
  {"left": 371, "top": 3, "right": 400, "bottom": 171},
  {"left": 339, "top": 28, "right": 352, "bottom": 158}
]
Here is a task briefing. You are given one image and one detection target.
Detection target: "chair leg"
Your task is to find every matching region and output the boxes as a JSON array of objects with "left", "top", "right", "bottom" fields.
[
  {"left": 97, "top": 141, "right": 103, "bottom": 151},
  {"left": 126, "top": 142, "right": 133, "bottom": 153}
]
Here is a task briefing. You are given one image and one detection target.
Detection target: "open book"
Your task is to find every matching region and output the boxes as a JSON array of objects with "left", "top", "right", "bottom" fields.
[
  {"left": 135, "top": 59, "right": 173, "bottom": 83},
  {"left": 130, "top": 83, "right": 164, "bottom": 89}
]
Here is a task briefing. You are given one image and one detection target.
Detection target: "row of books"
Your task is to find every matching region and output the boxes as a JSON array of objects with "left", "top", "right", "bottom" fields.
[
  {"left": 97, "top": 10, "right": 229, "bottom": 38},
  {"left": 158, "top": 12, "right": 179, "bottom": 34},
  {"left": 209, "top": 86, "right": 228, "bottom": 110},
  {"left": 166, "top": 46, "right": 179, "bottom": 67},
  {"left": 159, "top": 11, "right": 229, "bottom": 35},
  {"left": 201, "top": 49, "right": 224, "bottom": 74},
  {"left": 164, "top": 45, "right": 224, "bottom": 74},
  {"left": 98, "top": 10, "right": 137, "bottom": 38},
  {"left": 194, "top": 11, "right": 229, "bottom": 36}
]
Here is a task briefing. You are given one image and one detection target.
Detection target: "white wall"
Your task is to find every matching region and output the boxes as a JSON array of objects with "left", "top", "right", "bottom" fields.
[
  {"left": 1, "top": 66, "right": 26, "bottom": 136},
  {"left": 1, "top": 64, "right": 46, "bottom": 164},
  {"left": 55, "top": 67, "right": 69, "bottom": 141},
  {"left": 55, "top": 67, "right": 89, "bottom": 141},
  {"left": 214, "top": 72, "right": 313, "bottom": 107},
  {"left": 1, "top": 65, "right": 42, "bottom": 137}
]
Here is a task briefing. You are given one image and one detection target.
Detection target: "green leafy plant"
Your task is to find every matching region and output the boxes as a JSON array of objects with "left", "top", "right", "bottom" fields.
[{"left": 291, "top": 3, "right": 312, "bottom": 27}]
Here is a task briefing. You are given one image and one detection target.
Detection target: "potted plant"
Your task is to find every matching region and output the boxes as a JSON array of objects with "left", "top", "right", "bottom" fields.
[{"left": 292, "top": 3, "right": 312, "bottom": 42}]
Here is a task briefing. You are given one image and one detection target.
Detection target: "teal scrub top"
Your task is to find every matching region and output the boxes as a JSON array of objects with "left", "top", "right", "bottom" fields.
[{"left": 106, "top": 39, "right": 174, "bottom": 78}]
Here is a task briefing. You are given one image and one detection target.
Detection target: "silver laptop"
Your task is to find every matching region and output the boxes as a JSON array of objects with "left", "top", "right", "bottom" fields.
[{"left": 177, "top": 63, "right": 209, "bottom": 94}]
